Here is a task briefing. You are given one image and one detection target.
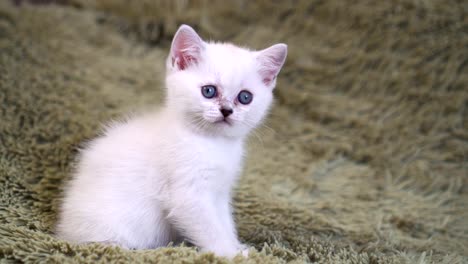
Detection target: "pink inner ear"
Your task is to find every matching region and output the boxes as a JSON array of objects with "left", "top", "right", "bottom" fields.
[
  {"left": 260, "top": 68, "right": 277, "bottom": 85},
  {"left": 171, "top": 26, "right": 204, "bottom": 71},
  {"left": 257, "top": 44, "right": 287, "bottom": 86},
  {"left": 173, "top": 53, "right": 196, "bottom": 70}
]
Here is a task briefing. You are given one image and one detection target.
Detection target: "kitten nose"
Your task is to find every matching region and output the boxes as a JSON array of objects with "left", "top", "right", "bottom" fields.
[{"left": 220, "top": 107, "right": 233, "bottom": 118}]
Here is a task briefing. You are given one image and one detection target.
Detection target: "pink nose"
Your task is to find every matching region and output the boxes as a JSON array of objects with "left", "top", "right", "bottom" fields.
[{"left": 220, "top": 107, "right": 233, "bottom": 117}]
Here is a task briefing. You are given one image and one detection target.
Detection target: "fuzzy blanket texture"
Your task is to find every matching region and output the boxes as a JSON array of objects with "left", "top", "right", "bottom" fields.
[{"left": 0, "top": 0, "right": 467, "bottom": 263}]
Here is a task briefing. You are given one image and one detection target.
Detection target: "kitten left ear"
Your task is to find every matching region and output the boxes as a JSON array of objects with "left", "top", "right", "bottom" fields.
[
  {"left": 170, "top": 25, "right": 205, "bottom": 71},
  {"left": 256, "top": 43, "right": 288, "bottom": 87}
]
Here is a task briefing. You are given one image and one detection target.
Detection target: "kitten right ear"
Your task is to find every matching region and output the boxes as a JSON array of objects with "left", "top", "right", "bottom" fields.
[{"left": 170, "top": 25, "right": 204, "bottom": 71}]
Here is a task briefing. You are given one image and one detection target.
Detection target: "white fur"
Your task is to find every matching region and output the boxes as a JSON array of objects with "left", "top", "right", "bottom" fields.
[{"left": 56, "top": 25, "right": 287, "bottom": 258}]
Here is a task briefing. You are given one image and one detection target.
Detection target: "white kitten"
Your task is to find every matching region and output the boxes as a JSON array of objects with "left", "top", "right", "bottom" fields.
[{"left": 56, "top": 25, "right": 287, "bottom": 258}]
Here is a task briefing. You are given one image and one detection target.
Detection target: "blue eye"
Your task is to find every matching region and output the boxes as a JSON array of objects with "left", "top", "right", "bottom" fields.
[
  {"left": 201, "top": 85, "right": 217, "bottom": 99},
  {"left": 238, "top": 90, "right": 253, "bottom": 104}
]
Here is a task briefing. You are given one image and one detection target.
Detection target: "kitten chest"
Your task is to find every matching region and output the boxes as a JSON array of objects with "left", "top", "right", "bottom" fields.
[{"left": 166, "top": 136, "right": 244, "bottom": 192}]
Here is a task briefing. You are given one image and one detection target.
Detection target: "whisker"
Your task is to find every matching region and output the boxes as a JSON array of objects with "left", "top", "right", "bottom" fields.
[
  {"left": 249, "top": 129, "right": 265, "bottom": 150},
  {"left": 237, "top": 120, "right": 265, "bottom": 150},
  {"left": 258, "top": 123, "right": 277, "bottom": 135}
]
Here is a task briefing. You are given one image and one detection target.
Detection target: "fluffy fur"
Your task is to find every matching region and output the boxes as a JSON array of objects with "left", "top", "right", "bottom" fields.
[{"left": 56, "top": 25, "right": 287, "bottom": 258}]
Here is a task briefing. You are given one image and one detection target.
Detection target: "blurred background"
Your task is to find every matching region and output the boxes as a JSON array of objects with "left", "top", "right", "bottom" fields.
[{"left": 0, "top": 0, "right": 467, "bottom": 263}]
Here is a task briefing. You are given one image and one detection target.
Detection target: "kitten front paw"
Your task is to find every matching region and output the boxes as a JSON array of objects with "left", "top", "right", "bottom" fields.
[
  {"left": 201, "top": 244, "right": 250, "bottom": 259},
  {"left": 237, "top": 243, "right": 250, "bottom": 257}
]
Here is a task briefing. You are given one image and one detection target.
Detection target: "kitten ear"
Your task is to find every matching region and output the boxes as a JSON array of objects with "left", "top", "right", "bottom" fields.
[
  {"left": 170, "top": 25, "right": 205, "bottom": 71},
  {"left": 256, "top": 43, "right": 288, "bottom": 87}
]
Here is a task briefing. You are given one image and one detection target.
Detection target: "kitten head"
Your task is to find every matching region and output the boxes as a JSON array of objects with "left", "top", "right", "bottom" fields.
[{"left": 165, "top": 25, "right": 287, "bottom": 139}]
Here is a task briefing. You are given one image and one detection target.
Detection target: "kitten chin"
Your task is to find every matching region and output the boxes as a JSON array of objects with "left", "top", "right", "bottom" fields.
[{"left": 57, "top": 24, "right": 287, "bottom": 258}]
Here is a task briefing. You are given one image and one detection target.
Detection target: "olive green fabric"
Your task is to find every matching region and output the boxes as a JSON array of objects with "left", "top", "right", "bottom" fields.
[{"left": 0, "top": 1, "right": 467, "bottom": 263}]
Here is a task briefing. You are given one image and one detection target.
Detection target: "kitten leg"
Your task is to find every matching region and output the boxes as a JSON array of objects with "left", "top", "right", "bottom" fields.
[
  {"left": 217, "top": 196, "right": 249, "bottom": 256},
  {"left": 166, "top": 193, "right": 243, "bottom": 258}
]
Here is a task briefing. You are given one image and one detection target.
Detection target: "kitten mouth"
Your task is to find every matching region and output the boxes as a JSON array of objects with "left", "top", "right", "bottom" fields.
[{"left": 214, "top": 118, "right": 232, "bottom": 126}]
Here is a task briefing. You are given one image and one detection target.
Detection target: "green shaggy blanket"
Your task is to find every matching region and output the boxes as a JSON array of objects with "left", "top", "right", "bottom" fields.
[{"left": 0, "top": 1, "right": 467, "bottom": 263}]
